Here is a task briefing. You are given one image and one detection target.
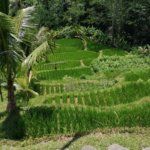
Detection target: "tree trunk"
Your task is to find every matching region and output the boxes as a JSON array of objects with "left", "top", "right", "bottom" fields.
[
  {"left": 0, "top": 0, "right": 16, "bottom": 111},
  {"left": 0, "top": 83, "right": 3, "bottom": 102},
  {"left": 0, "top": 84, "right": 3, "bottom": 102},
  {"left": 6, "top": 67, "right": 16, "bottom": 112},
  {"left": 111, "top": 0, "right": 118, "bottom": 45}
]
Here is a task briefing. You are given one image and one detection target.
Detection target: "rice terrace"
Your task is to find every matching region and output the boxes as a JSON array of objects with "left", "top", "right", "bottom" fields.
[{"left": 0, "top": 0, "right": 150, "bottom": 150}]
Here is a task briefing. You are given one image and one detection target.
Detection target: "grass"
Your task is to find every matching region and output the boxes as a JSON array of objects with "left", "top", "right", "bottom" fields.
[
  {"left": 0, "top": 128, "right": 150, "bottom": 150},
  {"left": 124, "top": 69, "right": 150, "bottom": 81}
]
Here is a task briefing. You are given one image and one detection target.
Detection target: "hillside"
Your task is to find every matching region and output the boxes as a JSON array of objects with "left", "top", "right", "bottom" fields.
[{"left": 0, "top": 39, "right": 150, "bottom": 149}]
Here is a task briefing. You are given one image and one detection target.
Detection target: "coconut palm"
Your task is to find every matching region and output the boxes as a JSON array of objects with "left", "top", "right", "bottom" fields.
[
  {"left": 0, "top": 0, "right": 54, "bottom": 112},
  {"left": 0, "top": 0, "right": 20, "bottom": 112}
]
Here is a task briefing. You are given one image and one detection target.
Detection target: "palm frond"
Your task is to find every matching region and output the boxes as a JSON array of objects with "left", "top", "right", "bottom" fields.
[
  {"left": 22, "top": 41, "right": 52, "bottom": 69},
  {"left": 15, "top": 77, "right": 39, "bottom": 97},
  {"left": 0, "top": 12, "right": 15, "bottom": 34},
  {"left": 10, "top": 33, "right": 22, "bottom": 42},
  {"left": 36, "top": 27, "right": 49, "bottom": 40},
  {"left": 14, "top": 6, "right": 35, "bottom": 40}
]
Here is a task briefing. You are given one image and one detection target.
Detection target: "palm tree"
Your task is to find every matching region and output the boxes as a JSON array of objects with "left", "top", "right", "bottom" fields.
[
  {"left": 0, "top": 0, "right": 19, "bottom": 112},
  {"left": 0, "top": 0, "right": 54, "bottom": 112}
]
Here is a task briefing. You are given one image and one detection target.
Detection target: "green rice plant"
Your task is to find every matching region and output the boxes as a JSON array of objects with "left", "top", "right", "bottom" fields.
[
  {"left": 22, "top": 100, "right": 150, "bottom": 137},
  {"left": 102, "top": 48, "right": 127, "bottom": 56},
  {"left": 63, "top": 94, "right": 68, "bottom": 104},
  {"left": 83, "top": 59, "right": 93, "bottom": 66},
  {"left": 35, "top": 61, "right": 81, "bottom": 71},
  {"left": 78, "top": 93, "right": 83, "bottom": 105},
  {"left": 51, "top": 59, "right": 93, "bottom": 70},
  {"left": 48, "top": 51, "right": 98, "bottom": 62},
  {"left": 34, "top": 83, "right": 65, "bottom": 95},
  {"left": 37, "top": 67, "right": 92, "bottom": 80},
  {"left": 124, "top": 69, "right": 150, "bottom": 81},
  {"left": 34, "top": 79, "right": 113, "bottom": 95},
  {"left": 63, "top": 80, "right": 116, "bottom": 93},
  {"left": 35, "top": 62, "right": 64, "bottom": 71},
  {"left": 90, "top": 91, "right": 98, "bottom": 106},
  {"left": 38, "top": 81, "right": 150, "bottom": 107},
  {"left": 55, "top": 38, "right": 83, "bottom": 53},
  {"left": 45, "top": 85, "right": 49, "bottom": 95}
]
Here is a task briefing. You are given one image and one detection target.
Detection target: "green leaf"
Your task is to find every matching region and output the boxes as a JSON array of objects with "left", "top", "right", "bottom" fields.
[
  {"left": 0, "top": 12, "right": 15, "bottom": 34},
  {"left": 22, "top": 41, "right": 52, "bottom": 69}
]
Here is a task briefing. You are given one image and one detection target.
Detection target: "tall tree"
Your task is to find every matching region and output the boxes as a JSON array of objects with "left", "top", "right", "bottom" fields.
[
  {"left": 0, "top": 0, "right": 54, "bottom": 112},
  {"left": 0, "top": 0, "right": 17, "bottom": 112}
]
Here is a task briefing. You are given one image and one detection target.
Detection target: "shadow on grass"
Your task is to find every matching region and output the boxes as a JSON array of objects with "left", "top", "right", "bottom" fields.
[
  {"left": 1, "top": 109, "right": 25, "bottom": 140},
  {"left": 60, "top": 133, "right": 85, "bottom": 150},
  {"left": 0, "top": 106, "right": 56, "bottom": 140}
]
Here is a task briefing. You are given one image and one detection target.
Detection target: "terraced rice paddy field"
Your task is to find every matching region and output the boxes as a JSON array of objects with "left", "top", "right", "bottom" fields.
[
  {"left": 0, "top": 38, "right": 150, "bottom": 140},
  {"left": 22, "top": 38, "right": 150, "bottom": 137}
]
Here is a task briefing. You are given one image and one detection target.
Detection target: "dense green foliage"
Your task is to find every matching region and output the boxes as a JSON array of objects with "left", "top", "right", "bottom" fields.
[
  {"left": 92, "top": 54, "right": 150, "bottom": 74},
  {"left": 0, "top": 0, "right": 55, "bottom": 112},
  {"left": 19, "top": 0, "right": 150, "bottom": 46}
]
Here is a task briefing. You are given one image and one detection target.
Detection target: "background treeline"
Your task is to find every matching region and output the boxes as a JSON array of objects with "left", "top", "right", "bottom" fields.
[{"left": 10, "top": 0, "right": 150, "bottom": 46}]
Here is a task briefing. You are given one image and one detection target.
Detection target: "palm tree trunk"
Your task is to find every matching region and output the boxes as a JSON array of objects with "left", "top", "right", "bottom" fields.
[
  {"left": 0, "top": 0, "right": 16, "bottom": 112},
  {"left": 0, "top": 0, "right": 9, "bottom": 14},
  {"left": 0, "top": 83, "right": 3, "bottom": 102},
  {"left": 111, "top": 0, "right": 115, "bottom": 45},
  {"left": 0, "top": 84, "right": 3, "bottom": 102},
  {"left": 6, "top": 66, "right": 16, "bottom": 112},
  {"left": 111, "top": 0, "right": 118, "bottom": 45}
]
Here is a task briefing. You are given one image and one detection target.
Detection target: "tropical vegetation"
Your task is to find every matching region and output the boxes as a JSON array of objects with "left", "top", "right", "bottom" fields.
[{"left": 0, "top": 0, "right": 150, "bottom": 149}]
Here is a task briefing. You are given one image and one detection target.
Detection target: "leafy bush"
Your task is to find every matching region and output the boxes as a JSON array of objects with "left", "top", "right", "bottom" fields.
[
  {"left": 92, "top": 54, "right": 150, "bottom": 75},
  {"left": 132, "top": 45, "right": 150, "bottom": 56},
  {"left": 55, "top": 26, "right": 108, "bottom": 46}
]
